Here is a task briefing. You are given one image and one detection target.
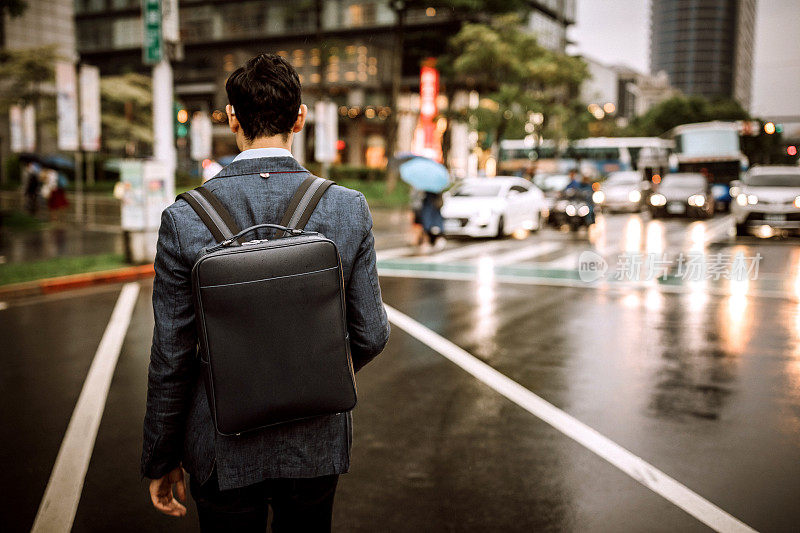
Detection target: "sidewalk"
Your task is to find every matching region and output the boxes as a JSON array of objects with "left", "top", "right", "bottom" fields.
[
  {"left": 0, "top": 207, "right": 412, "bottom": 300},
  {"left": 0, "top": 207, "right": 409, "bottom": 264},
  {"left": 0, "top": 225, "right": 123, "bottom": 265}
]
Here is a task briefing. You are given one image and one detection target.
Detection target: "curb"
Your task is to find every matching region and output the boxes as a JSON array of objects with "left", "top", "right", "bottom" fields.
[{"left": 0, "top": 264, "right": 155, "bottom": 301}]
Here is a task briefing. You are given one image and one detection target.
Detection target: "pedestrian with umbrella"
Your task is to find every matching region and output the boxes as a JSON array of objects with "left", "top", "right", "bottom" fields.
[{"left": 398, "top": 157, "right": 450, "bottom": 250}]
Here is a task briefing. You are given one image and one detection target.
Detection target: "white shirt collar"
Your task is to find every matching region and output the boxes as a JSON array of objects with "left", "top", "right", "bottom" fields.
[{"left": 232, "top": 147, "right": 293, "bottom": 162}]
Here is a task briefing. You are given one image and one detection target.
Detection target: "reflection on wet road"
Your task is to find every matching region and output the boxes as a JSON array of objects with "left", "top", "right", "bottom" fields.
[
  {"left": 371, "top": 212, "right": 800, "bottom": 531},
  {"left": 2, "top": 211, "right": 800, "bottom": 532}
]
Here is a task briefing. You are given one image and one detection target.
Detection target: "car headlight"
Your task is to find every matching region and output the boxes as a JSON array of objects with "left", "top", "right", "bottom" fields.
[
  {"left": 730, "top": 186, "right": 740, "bottom": 197},
  {"left": 628, "top": 190, "right": 641, "bottom": 203},
  {"left": 688, "top": 194, "right": 705, "bottom": 207},
  {"left": 795, "top": 196, "right": 800, "bottom": 209},
  {"left": 748, "top": 194, "right": 758, "bottom": 205},
  {"left": 577, "top": 205, "right": 590, "bottom": 217},
  {"left": 736, "top": 194, "right": 748, "bottom": 206},
  {"left": 650, "top": 194, "right": 666, "bottom": 206},
  {"left": 592, "top": 190, "right": 605, "bottom": 203},
  {"left": 565, "top": 205, "right": 577, "bottom": 216}
]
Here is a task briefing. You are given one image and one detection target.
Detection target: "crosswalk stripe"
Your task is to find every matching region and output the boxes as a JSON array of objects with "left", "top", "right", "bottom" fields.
[
  {"left": 380, "top": 216, "right": 735, "bottom": 272},
  {"left": 492, "top": 241, "right": 563, "bottom": 266},
  {"left": 544, "top": 251, "right": 582, "bottom": 270},
  {"left": 414, "top": 239, "right": 513, "bottom": 264}
]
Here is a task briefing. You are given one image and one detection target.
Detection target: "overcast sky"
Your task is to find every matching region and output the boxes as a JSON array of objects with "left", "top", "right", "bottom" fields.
[{"left": 567, "top": 0, "right": 800, "bottom": 118}]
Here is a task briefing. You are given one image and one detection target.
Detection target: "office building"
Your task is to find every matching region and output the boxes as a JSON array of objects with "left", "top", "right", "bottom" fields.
[
  {"left": 76, "top": 1, "right": 575, "bottom": 165},
  {"left": 581, "top": 58, "right": 676, "bottom": 124},
  {"left": 650, "top": 0, "right": 756, "bottom": 110}
]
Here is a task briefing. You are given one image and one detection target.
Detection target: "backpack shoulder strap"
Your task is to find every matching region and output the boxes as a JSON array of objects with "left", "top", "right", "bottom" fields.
[
  {"left": 276, "top": 176, "right": 335, "bottom": 237},
  {"left": 177, "top": 187, "right": 242, "bottom": 243}
]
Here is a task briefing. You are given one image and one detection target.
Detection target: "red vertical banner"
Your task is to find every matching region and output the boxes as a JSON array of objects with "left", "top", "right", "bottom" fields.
[{"left": 416, "top": 58, "right": 441, "bottom": 161}]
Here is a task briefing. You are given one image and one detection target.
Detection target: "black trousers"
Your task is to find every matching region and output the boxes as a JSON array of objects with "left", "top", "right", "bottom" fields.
[{"left": 190, "top": 470, "right": 339, "bottom": 533}]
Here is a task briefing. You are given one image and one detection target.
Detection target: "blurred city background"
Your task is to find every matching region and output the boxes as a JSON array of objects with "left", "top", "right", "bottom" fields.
[{"left": 2, "top": 1, "right": 800, "bottom": 532}]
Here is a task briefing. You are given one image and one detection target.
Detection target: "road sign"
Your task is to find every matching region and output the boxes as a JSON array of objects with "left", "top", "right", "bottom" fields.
[
  {"left": 79, "top": 65, "right": 101, "bottom": 152},
  {"left": 55, "top": 61, "right": 79, "bottom": 151},
  {"left": 190, "top": 112, "right": 213, "bottom": 161},
  {"left": 142, "top": 0, "right": 162, "bottom": 65},
  {"left": 10, "top": 104, "right": 36, "bottom": 153},
  {"left": 118, "top": 159, "right": 173, "bottom": 231},
  {"left": 315, "top": 101, "right": 338, "bottom": 163},
  {"left": 9, "top": 105, "right": 22, "bottom": 152}
]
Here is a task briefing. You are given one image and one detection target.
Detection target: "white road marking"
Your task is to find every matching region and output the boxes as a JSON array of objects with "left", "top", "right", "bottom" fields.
[
  {"left": 378, "top": 266, "right": 796, "bottom": 302},
  {"left": 376, "top": 246, "right": 418, "bottom": 261},
  {"left": 31, "top": 282, "right": 140, "bottom": 533},
  {"left": 384, "top": 304, "right": 757, "bottom": 533},
  {"left": 543, "top": 251, "right": 582, "bottom": 269},
  {"left": 419, "top": 239, "right": 512, "bottom": 263},
  {"left": 540, "top": 216, "right": 734, "bottom": 271},
  {"left": 491, "top": 241, "right": 562, "bottom": 266}
]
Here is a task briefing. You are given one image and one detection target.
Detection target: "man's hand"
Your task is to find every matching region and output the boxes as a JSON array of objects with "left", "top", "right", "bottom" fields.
[{"left": 149, "top": 467, "right": 187, "bottom": 517}]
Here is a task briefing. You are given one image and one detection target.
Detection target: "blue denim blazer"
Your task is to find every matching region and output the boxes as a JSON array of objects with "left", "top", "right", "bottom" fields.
[{"left": 141, "top": 156, "right": 390, "bottom": 490}]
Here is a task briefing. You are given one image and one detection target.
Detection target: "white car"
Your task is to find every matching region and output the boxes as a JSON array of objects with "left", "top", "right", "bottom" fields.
[
  {"left": 594, "top": 170, "right": 649, "bottom": 212},
  {"left": 441, "top": 177, "right": 546, "bottom": 238},
  {"left": 731, "top": 166, "right": 800, "bottom": 236}
]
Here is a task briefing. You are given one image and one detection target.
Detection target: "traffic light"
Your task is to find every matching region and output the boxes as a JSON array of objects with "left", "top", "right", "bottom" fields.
[
  {"left": 776, "top": 123, "right": 784, "bottom": 134},
  {"left": 174, "top": 102, "right": 189, "bottom": 138},
  {"left": 788, "top": 146, "right": 798, "bottom": 157},
  {"left": 764, "top": 122, "right": 776, "bottom": 135}
]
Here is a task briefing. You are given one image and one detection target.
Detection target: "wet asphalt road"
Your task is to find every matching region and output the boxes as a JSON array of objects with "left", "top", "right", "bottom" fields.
[{"left": 2, "top": 211, "right": 800, "bottom": 532}]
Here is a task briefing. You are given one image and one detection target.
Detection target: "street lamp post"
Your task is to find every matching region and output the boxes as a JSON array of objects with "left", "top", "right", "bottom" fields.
[{"left": 386, "top": 0, "right": 407, "bottom": 192}]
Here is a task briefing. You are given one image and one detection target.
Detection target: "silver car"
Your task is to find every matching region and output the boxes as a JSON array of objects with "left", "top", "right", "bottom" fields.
[
  {"left": 731, "top": 166, "right": 800, "bottom": 237},
  {"left": 594, "top": 170, "right": 649, "bottom": 212},
  {"left": 648, "top": 173, "right": 715, "bottom": 218}
]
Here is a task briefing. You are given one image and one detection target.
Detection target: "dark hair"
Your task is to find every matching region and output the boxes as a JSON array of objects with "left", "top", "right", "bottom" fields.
[{"left": 225, "top": 53, "right": 302, "bottom": 142}]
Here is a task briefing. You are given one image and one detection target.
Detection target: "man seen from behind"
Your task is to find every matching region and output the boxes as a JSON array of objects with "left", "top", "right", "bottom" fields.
[{"left": 141, "top": 53, "right": 390, "bottom": 532}]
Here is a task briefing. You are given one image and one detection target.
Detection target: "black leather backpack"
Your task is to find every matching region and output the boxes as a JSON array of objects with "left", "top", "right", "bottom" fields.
[{"left": 178, "top": 176, "right": 357, "bottom": 436}]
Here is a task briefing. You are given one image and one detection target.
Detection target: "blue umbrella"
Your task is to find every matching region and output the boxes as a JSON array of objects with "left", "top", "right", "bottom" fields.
[{"left": 398, "top": 157, "right": 450, "bottom": 193}]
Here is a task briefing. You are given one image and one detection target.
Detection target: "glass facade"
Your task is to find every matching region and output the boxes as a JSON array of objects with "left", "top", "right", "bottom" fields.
[
  {"left": 75, "top": 0, "right": 574, "bottom": 163},
  {"left": 650, "top": 0, "right": 755, "bottom": 109}
]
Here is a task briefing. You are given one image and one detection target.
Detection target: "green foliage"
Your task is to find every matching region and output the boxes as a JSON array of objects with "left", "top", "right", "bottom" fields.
[
  {"left": 0, "top": 210, "right": 46, "bottom": 231},
  {"left": 100, "top": 73, "right": 153, "bottom": 154},
  {"left": 0, "top": 46, "right": 57, "bottom": 110},
  {"left": 336, "top": 178, "right": 410, "bottom": 209},
  {"left": 400, "top": 0, "right": 529, "bottom": 14},
  {"left": 4, "top": 153, "right": 21, "bottom": 185},
  {"left": 624, "top": 95, "right": 750, "bottom": 137},
  {"left": 328, "top": 164, "right": 387, "bottom": 182},
  {"left": 0, "top": 253, "right": 127, "bottom": 286},
  {"left": 442, "top": 14, "right": 588, "bottom": 147}
]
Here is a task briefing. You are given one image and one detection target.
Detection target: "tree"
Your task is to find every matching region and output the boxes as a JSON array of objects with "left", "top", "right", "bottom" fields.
[
  {"left": 0, "top": 45, "right": 56, "bottom": 110},
  {"left": 100, "top": 73, "right": 153, "bottom": 156},
  {"left": 384, "top": 0, "right": 529, "bottom": 188},
  {"left": 0, "top": 45, "right": 58, "bottom": 157},
  {"left": 624, "top": 95, "right": 750, "bottom": 137},
  {"left": 442, "top": 14, "right": 587, "bottom": 154}
]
